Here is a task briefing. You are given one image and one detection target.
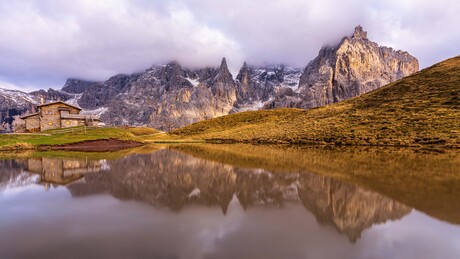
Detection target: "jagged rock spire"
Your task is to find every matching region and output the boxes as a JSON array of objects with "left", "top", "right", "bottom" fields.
[
  {"left": 236, "top": 61, "right": 250, "bottom": 84},
  {"left": 352, "top": 25, "right": 367, "bottom": 39},
  {"left": 220, "top": 57, "right": 228, "bottom": 69},
  {"left": 216, "top": 57, "right": 233, "bottom": 83}
]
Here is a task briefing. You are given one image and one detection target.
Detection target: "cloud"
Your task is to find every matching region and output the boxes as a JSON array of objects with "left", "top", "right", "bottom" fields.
[{"left": 0, "top": 0, "right": 459, "bottom": 91}]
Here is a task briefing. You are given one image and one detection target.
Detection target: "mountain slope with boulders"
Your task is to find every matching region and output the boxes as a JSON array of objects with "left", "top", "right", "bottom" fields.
[
  {"left": 168, "top": 55, "right": 460, "bottom": 149},
  {"left": 2, "top": 26, "right": 418, "bottom": 131}
]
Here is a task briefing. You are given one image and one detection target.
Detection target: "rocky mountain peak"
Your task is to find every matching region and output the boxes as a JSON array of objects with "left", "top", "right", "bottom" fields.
[
  {"left": 276, "top": 25, "right": 419, "bottom": 110},
  {"left": 215, "top": 57, "right": 233, "bottom": 83},
  {"left": 62, "top": 78, "right": 98, "bottom": 94},
  {"left": 220, "top": 57, "right": 228, "bottom": 69},
  {"left": 154, "top": 61, "right": 188, "bottom": 90},
  {"left": 241, "top": 61, "right": 248, "bottom": 69},
  {"left": 236, "top": 61, "right": 251, "bottom": 84},
  {"left": 351, "top": 25, "right": 367, "bottom": 40}
]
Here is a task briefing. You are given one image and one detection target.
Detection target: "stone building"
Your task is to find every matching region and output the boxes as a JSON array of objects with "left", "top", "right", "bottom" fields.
[{"left": 20, "top": 101, "right": 99, "bottom": 132}]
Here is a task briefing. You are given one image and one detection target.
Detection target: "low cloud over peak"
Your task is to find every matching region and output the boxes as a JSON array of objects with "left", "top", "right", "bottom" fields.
[{"left": 0, "top": 0, "right": 459, "bottom": 91}]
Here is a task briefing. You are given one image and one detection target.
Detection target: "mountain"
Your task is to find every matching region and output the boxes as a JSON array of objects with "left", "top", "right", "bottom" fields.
[
  {"left": 0, "top": 88, "right": 37, "bottom": 132},
  {"left": 61, "top": 78, "right": 98, "bottom": 94},
  {"left": 169, "top": 55, "right": 460, "bottom": 148},
  {"left": 53, "top": 25, "right": 416, "bottom": 130},
  {"left": 268, "top": 25, "right": 419, "bottom": 108},
  {"left": 1, "top": 26, "right": 417, "bottom": 130}
]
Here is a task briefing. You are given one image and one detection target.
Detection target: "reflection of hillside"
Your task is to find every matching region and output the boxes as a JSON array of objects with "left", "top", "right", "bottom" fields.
[
  {"left": 173, "top": 144, "right": 460, "bottom": 225},
  {"left": 25, "top": 157, "right": 103, "bottom": 188},
  {"left": 67, "top": 149, "right": 410, "bottom": 242}
]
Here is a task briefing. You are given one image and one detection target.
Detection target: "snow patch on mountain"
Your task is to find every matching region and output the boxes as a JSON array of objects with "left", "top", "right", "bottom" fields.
[
  {"left": 281, "top": 67, "right": 302, "bottom": 91},
  {"left": 236, "top": 99, "right": 270, "bottom": 112},
  {"left": 81, "top": 107, "right": 108, "bottom": 116},
  {"left": 185, "top": 77, "right": 200, "bottom": 87},
  {"left": 0, "top": 88, "right": 37, "bottom": 105},
  {"left": 65, "top": 93, "right": 83, "bottom": 107}
]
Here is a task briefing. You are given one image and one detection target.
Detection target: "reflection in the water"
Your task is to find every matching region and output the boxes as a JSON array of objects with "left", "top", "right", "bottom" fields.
[
  {"left": 25, "top": 157, "right": 103, "bottom": 189},
  {"left": 1, "top": 145, "right": 460, "bottom": 259},
  {"left": 173, "top": 144, "right": 460, "bottom": 225},
  {"left": 65, "top": 149, "right": 410, "bottom": 242},
  {"left": 0, "top": 157, "right": 103, "bottom": 191}
]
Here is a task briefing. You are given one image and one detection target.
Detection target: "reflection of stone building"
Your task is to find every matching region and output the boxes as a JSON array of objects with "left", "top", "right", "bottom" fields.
[
  {"left": 20, "top": 101, "right": 99, "bottom": 132},
  {"left": 25, "top": 157, "right": 102, "bottom": 189}
]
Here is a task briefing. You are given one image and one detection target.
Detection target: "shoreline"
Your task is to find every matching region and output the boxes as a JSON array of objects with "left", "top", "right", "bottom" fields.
[
  {"left": 39, "top": 139, "right": 144, "bottom": 152},
  {"left": 1, "top": 139, "right": 458, "bottom": 153}
]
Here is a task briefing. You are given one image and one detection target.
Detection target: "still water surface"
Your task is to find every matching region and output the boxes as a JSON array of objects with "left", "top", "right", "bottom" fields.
[{"left": 1, "top": 144, "right": 459, "bottom": 259}]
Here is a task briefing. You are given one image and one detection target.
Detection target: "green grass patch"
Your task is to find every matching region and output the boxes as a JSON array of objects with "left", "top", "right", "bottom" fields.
[{"left": 0, "top": 127, "right": 144, "bottom": 150}]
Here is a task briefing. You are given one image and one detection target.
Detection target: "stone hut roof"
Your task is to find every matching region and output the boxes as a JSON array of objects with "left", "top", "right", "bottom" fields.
[
  {"left": 19, "top": 112, "right": 39, "bottom": 120},
  {"left": 37, "top": 101, "right": 82, "bottom": 111}
]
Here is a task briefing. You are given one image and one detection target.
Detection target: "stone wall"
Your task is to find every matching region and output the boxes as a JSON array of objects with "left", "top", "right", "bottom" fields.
[
  {"left": 27, "top": 158, "right": 43, "bottom": 173},
  {"left": 61, "top": 119, "right": 85, "bottom": 128},
  {"left": 24, "top": 115, "right": 40, "bottom": 132},
  {"left": 38, "top": 104, "right": 81, "bottom": 131},
  {"left": 39, "top": 104, "right": 63, "bottom": 131}
]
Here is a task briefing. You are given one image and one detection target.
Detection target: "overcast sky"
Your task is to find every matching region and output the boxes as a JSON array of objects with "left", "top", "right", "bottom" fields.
[{"left": 0, "top": 0, "right": 459, "bottom": 92}]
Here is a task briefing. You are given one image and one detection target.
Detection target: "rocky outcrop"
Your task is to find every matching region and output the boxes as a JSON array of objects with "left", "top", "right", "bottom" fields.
[
  {"left": 62, "top": 78, "right": 98, "bottom": 94},
  {"left": 0, "top": 89, "right": 33, "bottom": 132},
  {"left": 67, "top": 58, "right": 271, "bottom": 130},
  {"left": 29, "top": 88, "right": 72, "bottom": 102},
  {"left": 268, "top": 25, "right": 419, "bottom": 108}
]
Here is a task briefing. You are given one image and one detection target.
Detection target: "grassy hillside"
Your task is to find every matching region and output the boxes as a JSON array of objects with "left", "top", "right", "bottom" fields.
[{"left": 166, "top": 56, "right": 460, "bottom": 148}]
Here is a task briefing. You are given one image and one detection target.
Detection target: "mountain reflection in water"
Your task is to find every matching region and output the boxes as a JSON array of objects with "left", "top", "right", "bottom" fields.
[
  {"left": 1, "top": 144, "right": 459, "bottom": 259},
  {"left": 63, "top": 149, "right": 409, "bottom": 242}
]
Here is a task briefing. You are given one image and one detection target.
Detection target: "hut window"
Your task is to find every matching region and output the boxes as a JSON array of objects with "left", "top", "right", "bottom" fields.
[{"left": 48, "top": 121, "right": 53, "bottom": 126}]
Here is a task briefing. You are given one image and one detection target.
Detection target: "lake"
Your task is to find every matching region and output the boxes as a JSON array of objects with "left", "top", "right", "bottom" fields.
[{"left": 1, "top": 144, "right": 459, "bottom": 259}]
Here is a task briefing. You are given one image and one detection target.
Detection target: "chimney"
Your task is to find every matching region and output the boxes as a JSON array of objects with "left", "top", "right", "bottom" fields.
[{"left": 40, "top": 96, "right": 44, "bottom": 104}]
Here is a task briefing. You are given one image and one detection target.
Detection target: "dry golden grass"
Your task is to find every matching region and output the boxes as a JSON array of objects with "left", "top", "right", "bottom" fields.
[
  {"left": 125, "top": 127, "right": 161, "bottom": 136},
  {"left": 166, "top": 56, "right": 460, "bottom": 149}
]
